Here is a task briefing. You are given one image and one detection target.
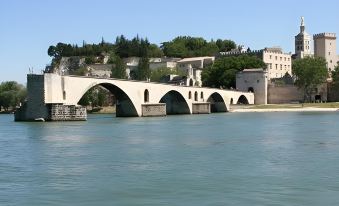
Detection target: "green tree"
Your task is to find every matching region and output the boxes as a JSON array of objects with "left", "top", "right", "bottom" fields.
[
  {"left": 0, "top": 81, "right": 26, "bottom": 111},
  {"left": 216, "top": 39, "right": 237, "bottom": 52},
  {"left": 292, "top": 57, "right": 328, "bottom": 102},
  {"left": 72, "top": 67, "right": 88, "bottom": 76},
  {"left": 161, "top": 36, "right": 236, "bottom": 58},
  {"left": 202, "top": 55, "right": 266, "bottom": 88},
  {"left": 111, "top": 56, "right": 127, "bottom": 79},
  {"left": 137, "top": 56, "right": 150, "bottom": 81},
  {"left": 78, "top": 86, "right": 111, "bottom": 109},
  {"left": 150, "top": 67, "right": 184, "bottom": 82},
  {"left": 331, "top": 63, "right": 339, "bottom": 87}
]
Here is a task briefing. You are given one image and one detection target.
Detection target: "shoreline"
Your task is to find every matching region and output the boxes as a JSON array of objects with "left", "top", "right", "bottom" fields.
[{"left": 230, "top": 107, "right": 339, "bottom": 113}]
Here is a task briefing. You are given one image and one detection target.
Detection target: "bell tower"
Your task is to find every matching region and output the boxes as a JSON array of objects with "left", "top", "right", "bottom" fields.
[{"left": 295, "top": 17, "right": 312, "bottom": 59}]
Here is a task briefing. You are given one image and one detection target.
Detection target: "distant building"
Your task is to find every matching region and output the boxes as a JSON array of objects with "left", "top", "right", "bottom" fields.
[
  {"left": 220, "top": 47, "right": 292, "bottom": 80},
  {"left": 87, "top": 64, "right": 112, "bottom": 78},
  {"left": 314, "top": 33, "right": 338, "bottom": 71},
  {"left": 294, "top": 17, "right": 338, "bottom": 72},
  {"left": 262, "top": 47, "right": 292, "bottom": 79},
  {"left": 236, "top": 69, "right": 268, "bottom": 104},
  {"left": 294, "top": 16, "right": 312, "bottom": 59},
  {"left": 123, "top": 57, "right": 180, "bottom": 79},
  {"left": 177, "top": 56, "right": 215, "bottom": 87},
  {"left": 149, "top": 58, "right": 181, "bottom": 70}
]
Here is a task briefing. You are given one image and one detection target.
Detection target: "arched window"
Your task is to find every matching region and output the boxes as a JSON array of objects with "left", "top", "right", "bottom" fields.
[
  {"left": 194, "top": 91, "right": 198, "bottom": 101},
  {"left": 144, "top": 89, "right": 149, "bottom": 103},
  {"left": 188, "top": 91, "right": 192, "bottom": 99},
  {"left": 230, "top": 98, "right": 234, "bottom": 104},
  {"left": 63, "top": 91, "right": 66, "bottom": 100},
  {"left": 189, "top": 79, "right": 194, "bottom": 86},
  {"left": 200, "top": 92, "right": 204, "bottom": 99}
]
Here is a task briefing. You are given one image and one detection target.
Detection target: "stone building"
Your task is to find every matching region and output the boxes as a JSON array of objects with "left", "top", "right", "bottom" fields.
[
  {"left": 314, "top": 33, "right": 338, "bottom": 71},
  {"left": 236, "top": 69, "right": 268, "bottom": 104},
  {"left": 262, "top": 47, "right": 292, "bottom": 79},
  {"left": 123, "top": 57, "right": 180, "bottom": 79},
  {"left": 294, "top": 16, "right": 312, "bottom": 59},
  {"left": 220, "top": 47, "right": 292, "bottom": 80},
  {"left": 177, "top": 56, "right": 215, "bottom": 87},
  {"left": 87, "top": 64, "right": 113, "bottom": 78}
]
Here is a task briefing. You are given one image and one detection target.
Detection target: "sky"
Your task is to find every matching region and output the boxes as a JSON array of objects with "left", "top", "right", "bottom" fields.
[{"left": 1, "top": 0, "right": 339, "bottom": 83}]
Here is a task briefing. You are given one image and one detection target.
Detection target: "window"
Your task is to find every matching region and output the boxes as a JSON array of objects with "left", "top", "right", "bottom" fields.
[
  {"left": 280, "top": 64, "right": 282, "bottom": 70},
  {"left": 189, "top": 91, "right": 192, "bottom": 99},
  {"left": 144, "top": 89, "right": 149, "bottom": 103},
  {"left": 275, "top": 64, "right": 278, "bottom": 69},
  {"left": 275, "top": 56, "right": 277, "bottom": 60},
  {"left": 329, "top": 52, "right": 331, "bottom": 55},
  {"left": 280, "top": 57, "right": 282, "bottom": 61},
  {"left": 63, "top": 91, "right": 66, "bottom": 100},
  {"left": 270, "top": 55, "right": 272, "bottom": 59},
  {"left": 284, "top": 57, "right": 286, "bottom": 61},
  {"left": 194, "top": 92, "right": 198, "bottom": 101},
  {"left": 200, "top": 92, "right": 204, "bottom": 99}
]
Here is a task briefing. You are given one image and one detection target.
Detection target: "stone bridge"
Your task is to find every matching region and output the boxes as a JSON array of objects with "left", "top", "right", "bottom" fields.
[{"left": 15, "top": 73, "right": 254, "bottom": 121}]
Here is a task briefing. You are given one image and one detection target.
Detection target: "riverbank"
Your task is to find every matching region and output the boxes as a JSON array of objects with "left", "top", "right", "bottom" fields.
[{"left": 230, "top": 103, "right": 339, "bottom": 113}]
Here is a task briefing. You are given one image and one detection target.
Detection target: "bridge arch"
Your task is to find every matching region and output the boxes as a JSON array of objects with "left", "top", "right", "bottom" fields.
[
  {"left": 78, "top": 82, "right": 138, "bottom": 117},
  {"left": 237, "top": 95, "right": 249, "bottom": 104},
  {"left": 159, "top": 90, "right": 190, "bottom": 115},
  {"left": 207, "top": 92, "right": 227, "bottom": 112}
]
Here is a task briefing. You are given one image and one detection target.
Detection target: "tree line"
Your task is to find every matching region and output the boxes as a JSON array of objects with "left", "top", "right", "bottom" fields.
[{"left": 47, "top": 35, "right": 236, "bottom": 61}]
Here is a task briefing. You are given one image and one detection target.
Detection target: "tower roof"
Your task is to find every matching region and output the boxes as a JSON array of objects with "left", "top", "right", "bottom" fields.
[{"left": 296, "top": 16, "right": 310, "bottom": 37}]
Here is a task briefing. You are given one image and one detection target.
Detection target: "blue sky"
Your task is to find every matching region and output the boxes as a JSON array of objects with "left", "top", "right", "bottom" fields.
[{"left": 1, "top": 0, "right": 339, "bottom": 83}]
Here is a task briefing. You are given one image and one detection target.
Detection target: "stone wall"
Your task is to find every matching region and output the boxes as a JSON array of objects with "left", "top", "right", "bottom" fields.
[
  {"left": 192, "top": 103, "right": 210, "bottom": 114},
  {"left": 51, "top": 104, "right": 87, "bottom": 121},
  {"left": 327, "top": 84, "right": 339, "bottom": 102},
  {"left": 267, "top": 84, "right": 303, "bottom": 104},
  {"left": 141, "top": 103, "right": 166, "bottom": 117}
]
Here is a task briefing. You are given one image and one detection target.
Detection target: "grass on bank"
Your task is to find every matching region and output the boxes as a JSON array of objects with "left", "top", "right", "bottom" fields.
[{"left": 246, "top": 102, "right": 339, "bottom": 109}]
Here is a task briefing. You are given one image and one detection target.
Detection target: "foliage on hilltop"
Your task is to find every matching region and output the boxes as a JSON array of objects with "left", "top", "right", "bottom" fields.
[
  {"left": 47, "top": 35, "right": 237, "bottom": 62},
  {"left": 161, "top": 36, "right": 236, "bottom": 58},
  {"left": 47, "top": 36, "right": 163, "bottom": 65}
]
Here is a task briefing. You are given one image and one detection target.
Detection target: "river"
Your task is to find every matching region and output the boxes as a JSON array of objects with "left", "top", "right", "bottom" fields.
[{"left": 1, "top": 112, "right": 339, "bottom": 205}]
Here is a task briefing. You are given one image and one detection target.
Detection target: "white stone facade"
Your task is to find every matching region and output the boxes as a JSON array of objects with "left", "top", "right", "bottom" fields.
[
  {"left": 177, "top": 57, "right": 215, "bottom": 87},
  {"left": 236, "top": 69, "right": 268, "bottom": 104},
  {"left": 263, "top": 47, "right": 292, "bottom": 79}
]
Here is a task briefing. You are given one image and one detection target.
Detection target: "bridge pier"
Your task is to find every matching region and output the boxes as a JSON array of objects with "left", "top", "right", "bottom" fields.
[
  {"left": 141, "top": 103, "right": 166, "bottom": 117},
  {"left": 192, "top": 103, "right": 211, "bottom": 114}
]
